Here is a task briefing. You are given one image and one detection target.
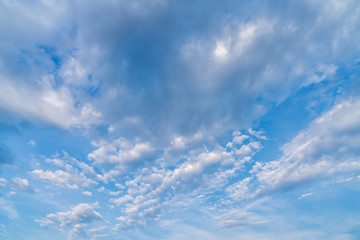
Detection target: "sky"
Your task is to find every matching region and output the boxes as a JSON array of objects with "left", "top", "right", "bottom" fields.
[{"left": 1, "top": 0, "right": 360, "bottom": 239}]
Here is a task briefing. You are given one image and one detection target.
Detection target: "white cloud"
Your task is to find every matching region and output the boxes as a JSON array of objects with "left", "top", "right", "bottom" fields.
[
  {"left": 111, "top": 195, "right": 133, "bottom": 206},
  {"left": 37, "top": 203, "right": 102, "bottom": 227},
  {"left": 82, "top": 191, "right": 92, "bottom": 197},
  {"left": 2, "top": 0, "right": 360, "bottom": 236},
  {"left": 297, "top": 192, "right": 313, "bottom": 199},
  {"left": 60, "top": 57, "right": 89, "bottom": 86},
  {"left": 214, "top": 41, "right": 228, "bottom": 58},
  {"left": 108, "top": 130, "right": 265, "bottom": 228},
  {"left": 0, "top": 76, "right": 101, "bottom": 129},
  {"left": 36, "top": 203, "right": 102, "bottom": 239},
  {"left": 0, "top": 177, "right": 34, "bottom": 193},
  {"left": 32, "top": 169, "right": 97, "bottom": 189},
  {"left": 68, "top": 223, "right": 88, "bottom": 240},
  {"left": 10, "top": 177, "right": 34, "bottom": 193},
  {"left": 88, "top": 138, "right": 155, "bottom": 171},
  {"left": 33, "top": 152, "right": 99, "bottom": 189},
  {"left": 227, "top": 97, "right": 360, "bottom": 200}
]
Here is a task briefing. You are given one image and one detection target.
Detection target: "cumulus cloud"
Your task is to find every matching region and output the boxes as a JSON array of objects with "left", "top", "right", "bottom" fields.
[
  {"left": 36, "top": 202, "right": 103, "bottom": 239},
  {"left": 110, "top": 130, "right": 265, "bottom": 228},
  {"left": 32, "top": 152, "right": 98, "bottom": 189},
  {"left": 32, "top": 169, "right": 96, "bottom": 189},
  {"left": 87, "top": 138, "right": 155, "bottom": 181},
  {"left": 89, "top": 138, "right": 154, "bottom": 166},
  {"left": 82, "top": 191, "right": 92, "bottom": 197}
]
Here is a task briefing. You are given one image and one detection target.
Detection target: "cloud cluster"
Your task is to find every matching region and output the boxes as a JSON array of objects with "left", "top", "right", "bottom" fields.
[
  {"left": 88, "top": 138, "right": 155, "bottom": 170},
  {"left": 107, "top": 130, "right": 265, "bottom": 229},
  {"left": 36, "top": 202, "right": 103, "bottom": 240},
  {"left": 32, "top": 152, "right": 98, "bottom": 189}
]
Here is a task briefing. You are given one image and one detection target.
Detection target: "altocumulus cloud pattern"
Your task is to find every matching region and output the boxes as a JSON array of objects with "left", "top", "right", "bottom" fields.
[{"left": 1, "top": 0, "right": 360, "bottom": 239}]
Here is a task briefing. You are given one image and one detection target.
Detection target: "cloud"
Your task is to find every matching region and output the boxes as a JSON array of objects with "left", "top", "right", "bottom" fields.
[
  {"left": 0, "top": 0, "right": 100, "bottom": 129},
  {"left": 214, "top": 208, "right": 269, "bottom": 229},
  {"left": 2, "top": 0, "right": 360, "bottom": 237},
  {"left": 0, "top": 177, "right": 34, "bottom": 194},
  {"left": 9, "top": 177, "right": 34, "bottom": 194},
  {"left": 82, "top": 191, "right": 92, "bottom": 197},
  {"left": 1, "top": 0, "right": 359, "bottom": 138},
  {"left": 110, "top": 130, "right": 265, "bottom": 228},
  {"left": 297, "top": 192, "right": 313, "bottom": 200},
  {"left": 36, "top": 202, "right": 103, "bottom": 239},
  {"left": 68, "top": 223, "right": 88, "bottom": 240},
  {"left": 32, "top": 151, "right": 99, "bottom": 189},
  {"left": 89, "top": 138, "right": 154, "bottom": 166},
  {"left": 32, "top": 169, "right": 96, "bottom": 189},
  {"left": 87, "top": 138, "right": 155, "bottom": 181},
  {"left": 227, "top": 97, "right": 360, "bottom": 200},
  {"left": 0, "top": 76, "right": 101, "bottom": 129}
]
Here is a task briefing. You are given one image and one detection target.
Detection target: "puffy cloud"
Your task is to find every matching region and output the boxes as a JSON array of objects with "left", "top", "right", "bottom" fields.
[
  {"left": 82, "top": 191, "right": 92, "bottom": 197},
  {"left": 110, "top": 130, "right": 265, "bottom": 228},
  {"left": 32, "top": 169, "right": 96, "bottom": 189},
  {"left": 36, "top": 203, "right": 103, "bottom": 239},
  {"left": 88, "top": 138, "right": 155, "bottom": 179},
  {"left": 59, "top": 204, "right": 100, "bottom": 225},
  {"left": 68, "top": 223, "right": 88, "bottom": 240},
  {"left": 9, "top": 177, "right": 34, "bottom": 194},
  {"left": 0, "top": 177, "right": 34, "bottom": 194},
  {"left": 32, "top": 152, "right": 99, "bottom": 189}
]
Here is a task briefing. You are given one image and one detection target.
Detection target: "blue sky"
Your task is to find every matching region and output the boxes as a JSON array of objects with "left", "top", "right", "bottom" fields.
[{"left": 1, "top": 0, "right": 360, "bottom": 239}]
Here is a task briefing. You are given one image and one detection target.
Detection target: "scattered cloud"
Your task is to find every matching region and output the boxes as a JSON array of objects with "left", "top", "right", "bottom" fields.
[
  {"left": 1, "top": 0, "right": 360, "bottom": 239},
  {"left": 32, "top": 152, "right": 98, "bottom": 189},
  {"left": 227, "top": 97, "right": 360, "bottom": 200}
]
